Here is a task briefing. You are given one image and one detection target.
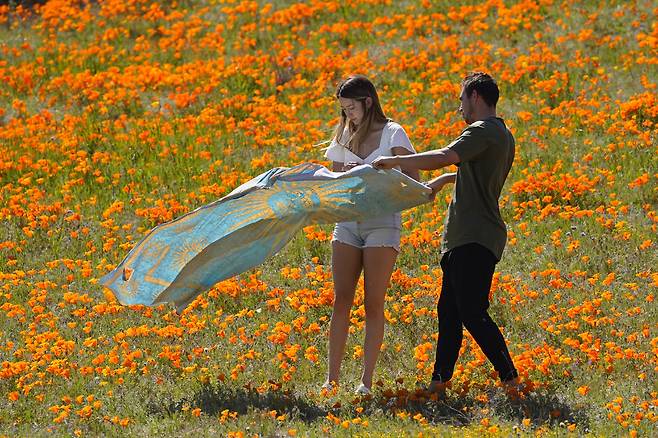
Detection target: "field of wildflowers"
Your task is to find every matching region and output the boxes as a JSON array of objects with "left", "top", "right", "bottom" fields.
[{"left": 1, "top": 0, "right": 656, "bottom": 436}]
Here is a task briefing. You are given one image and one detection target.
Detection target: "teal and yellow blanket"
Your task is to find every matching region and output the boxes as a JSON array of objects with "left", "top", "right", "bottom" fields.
[{"left": 101, "top": 163, "right": 431, "bottom": 311}]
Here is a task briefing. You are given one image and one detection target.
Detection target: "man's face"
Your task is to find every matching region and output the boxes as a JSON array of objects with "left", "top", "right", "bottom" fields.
[{"left": 458, "top": 87, "right": 476, "bottom": 124}]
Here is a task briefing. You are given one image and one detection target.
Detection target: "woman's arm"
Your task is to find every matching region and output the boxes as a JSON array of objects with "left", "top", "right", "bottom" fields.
[{"left": 391, "top": 146, "right": 420, "bottom": 181}]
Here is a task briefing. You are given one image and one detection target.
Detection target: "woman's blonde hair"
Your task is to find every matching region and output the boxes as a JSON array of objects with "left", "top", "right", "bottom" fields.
[{"left": 333, "top": 75, "right": 388, "bottom": 157}]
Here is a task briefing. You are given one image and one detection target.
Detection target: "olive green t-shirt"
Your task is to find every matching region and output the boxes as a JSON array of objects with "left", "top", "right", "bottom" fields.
[{"left": 442, "top": 116, "right": 515, "bottom": 261}]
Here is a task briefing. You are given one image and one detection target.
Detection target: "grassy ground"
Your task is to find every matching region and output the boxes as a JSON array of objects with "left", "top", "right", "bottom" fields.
[{"left": 0, "top": 0, "right": 656, "bottom": 436}]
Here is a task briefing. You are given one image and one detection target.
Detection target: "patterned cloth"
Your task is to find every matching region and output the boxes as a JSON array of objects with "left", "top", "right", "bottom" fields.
[{"left": 100, "top": 163, "right": 431, "bottom": 311}]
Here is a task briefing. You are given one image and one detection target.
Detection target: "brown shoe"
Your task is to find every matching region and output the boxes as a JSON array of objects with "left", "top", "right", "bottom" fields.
[
  {"left": 501, "top": 377, "right": 523, "bottom": 399},
  {"left": 427, "top": 380, "right": 448, "bottom": 398}
]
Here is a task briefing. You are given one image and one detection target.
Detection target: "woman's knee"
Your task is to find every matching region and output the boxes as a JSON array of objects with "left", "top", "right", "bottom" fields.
[
  {"left": 332, "top": 290, "right": 354, "bottom": 311},
  {"left": 363, "top": 297, "right": 385, "bottom": 321},
  {"left": 364, "top": 305, "right": 385, "bottom": 320}
]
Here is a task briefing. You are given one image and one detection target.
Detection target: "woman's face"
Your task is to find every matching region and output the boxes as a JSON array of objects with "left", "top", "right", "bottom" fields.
[{"left": 339, "top": 97, "right": 365, "bottom": 126}]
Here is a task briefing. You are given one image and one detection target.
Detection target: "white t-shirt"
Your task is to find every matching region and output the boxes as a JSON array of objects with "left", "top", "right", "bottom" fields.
[
  {"left": 324, "top": 121, "right": 415, "bottom": 165},
  {"left": 324, "top": 121, "right": 416, "bottom": 228}
]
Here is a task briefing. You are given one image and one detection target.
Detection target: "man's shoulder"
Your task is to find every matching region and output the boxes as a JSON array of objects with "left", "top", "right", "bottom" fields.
[
  {"left": 458, "top": 120, "right": 488, "bottom": 139},
  {"left": 462, "top": 120, "right": 485, "bottom": 132},
  {"left": 468, "top": 117, "right": 504, "bottom": 130},
  {"left": 461, "top": 119, "right": 494, "bottom": 134},
  {"left": 469, "top": 120, "right": 488, "bottom": 129},
  {"left": 465, "top": 118, "right": 512, "bottom": 139}
]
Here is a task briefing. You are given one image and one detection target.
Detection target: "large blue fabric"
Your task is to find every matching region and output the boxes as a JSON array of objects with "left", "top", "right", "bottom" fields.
[{"left": 100, "top": 163, "right": 431, "bottom": 311}]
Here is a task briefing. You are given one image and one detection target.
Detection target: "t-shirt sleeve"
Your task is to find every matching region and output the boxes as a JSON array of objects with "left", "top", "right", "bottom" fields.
[
  {"left": 389, "top": 124, "right": 415, "bottom": 153},
  {"left": 446, "top": 123, "right": 489, "bottom": 162},
  {"left": 324, "top": 138, "right": 346, "bottom": 162}
]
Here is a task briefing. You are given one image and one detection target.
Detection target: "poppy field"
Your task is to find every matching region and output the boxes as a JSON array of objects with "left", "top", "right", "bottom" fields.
[{"left": 0, "top": 0, "right": 656, "bottom": 436}]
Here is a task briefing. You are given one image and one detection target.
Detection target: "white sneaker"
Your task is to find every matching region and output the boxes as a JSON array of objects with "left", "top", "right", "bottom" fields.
[
  {"left": 355, "top": 383, "right": 371, "bottom": 395},
  {"left": 321, "top": 381, "right": 335, "bottom": 392}
]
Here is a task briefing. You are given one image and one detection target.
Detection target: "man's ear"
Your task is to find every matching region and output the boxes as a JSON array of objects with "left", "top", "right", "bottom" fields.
[{"left": 365, "top": 97, "right": 373, "bottom": 108}]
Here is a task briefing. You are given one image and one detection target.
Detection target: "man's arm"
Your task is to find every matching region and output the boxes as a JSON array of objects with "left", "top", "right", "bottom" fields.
[
  {"left": 391, "top": 146, "right": 420, "bottom": 181},
  {"left": 372, "top": 147, "right": 460, "bottom": 171},
  {"left": 427, "top": 172, "right": 456, "bottom": 200}
]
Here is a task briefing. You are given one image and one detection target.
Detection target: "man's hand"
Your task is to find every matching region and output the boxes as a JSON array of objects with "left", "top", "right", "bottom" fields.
[
  {"left": 371, "top": 156, "right": 399, "bottom": 170},
  {"left": 428, "top": 184, "right": 441, "bottom": 202},
  {"left": 426, "top": 173, "right": 456, "bottom": 201}
]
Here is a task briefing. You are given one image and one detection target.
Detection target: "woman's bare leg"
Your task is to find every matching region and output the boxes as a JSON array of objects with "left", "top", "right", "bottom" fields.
[
  {"left": 326, "top": 241, "right": 362, "bottom": 386},
  {"left": 360, "top": 246, "right": 398, "bottom": 389}
]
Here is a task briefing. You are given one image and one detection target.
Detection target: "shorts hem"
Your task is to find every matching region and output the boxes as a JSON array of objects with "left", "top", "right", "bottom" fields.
[
  {"left": 331, "top": 239, "right": 400, "bottom": 252},
  {"left": 331, "top": 238, "right": 361, "bottom": 249},
  {"left": 363, "top": 244, "right": 400, "bottom": 252}
]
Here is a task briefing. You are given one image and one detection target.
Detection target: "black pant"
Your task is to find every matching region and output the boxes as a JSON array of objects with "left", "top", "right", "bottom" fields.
[{"left": 431, "top": 243, "right": 518, "bottom": 382}]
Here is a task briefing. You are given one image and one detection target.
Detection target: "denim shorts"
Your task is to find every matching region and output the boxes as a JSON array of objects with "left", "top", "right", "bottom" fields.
[{"left": 332, "top": 214, "right": 401, "bottom": 252}]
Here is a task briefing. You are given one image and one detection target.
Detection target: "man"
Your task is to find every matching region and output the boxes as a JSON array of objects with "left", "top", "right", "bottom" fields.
[{"left": 372, "top": 72, "right": 519, "bottom": 394}]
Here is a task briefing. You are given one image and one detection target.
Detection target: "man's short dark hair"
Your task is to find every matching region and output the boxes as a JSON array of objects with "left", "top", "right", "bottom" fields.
[{"left": 462, "top": 72, "right": 499, "bottom": 107}]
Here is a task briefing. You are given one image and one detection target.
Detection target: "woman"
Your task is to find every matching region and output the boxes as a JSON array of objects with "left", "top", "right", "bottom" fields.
[{"left": 323, "top": 75, "right": 419, "bottom": 395}]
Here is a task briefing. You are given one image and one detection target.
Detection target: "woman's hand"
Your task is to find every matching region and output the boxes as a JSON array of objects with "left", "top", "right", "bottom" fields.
[
  {"left": 342, "top": 161, "right": 359, "bottom": 171},
  {"left": 332, "top": 161, "right": 359, "bottom": 172}
]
